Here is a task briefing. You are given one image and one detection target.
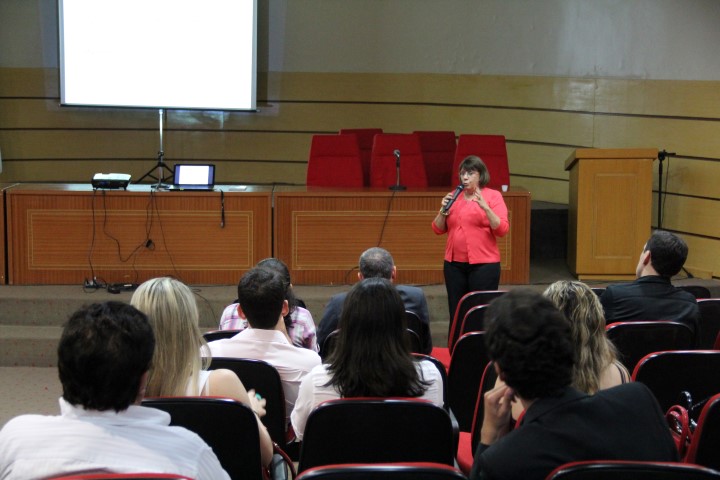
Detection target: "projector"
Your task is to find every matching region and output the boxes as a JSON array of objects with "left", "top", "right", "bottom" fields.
[{"left": 92, "top": 173, "right": 131, "bottom": 190}]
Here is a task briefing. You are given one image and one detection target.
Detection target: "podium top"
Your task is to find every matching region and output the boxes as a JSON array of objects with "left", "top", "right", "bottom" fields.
[{"left": 565, "top": 148, "right": 659, "bottom": 171}]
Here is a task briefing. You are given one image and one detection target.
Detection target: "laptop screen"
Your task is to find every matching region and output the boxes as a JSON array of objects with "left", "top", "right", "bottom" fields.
[{"left": 173, "top": 164, "right": 215, "bottom": 188}]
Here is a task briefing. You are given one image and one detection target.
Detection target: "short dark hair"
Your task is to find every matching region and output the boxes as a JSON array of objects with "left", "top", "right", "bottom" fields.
[
  {"left": 257, "top": 257, "right": 297, "bottom": 331},
  {"left": 359, "top": 247, "right": 394, "bottom": 279},
  {"left": 58, "top": 301, "right": 155, "bottom": 412},
  {"left": 327, "top": 277, "right": 429, "bottom": 397},
  {"left": 645, "top": 230, "right": 688, "bottom": 277},
  {"left": 458, "top": 155, "right": 490, "bottom": 187},
  {"left": 485, "top": 289, "right": 575, "bottom": 399},
  {"left": 237, "top": 267, "right": 286, "bottom": 329}
]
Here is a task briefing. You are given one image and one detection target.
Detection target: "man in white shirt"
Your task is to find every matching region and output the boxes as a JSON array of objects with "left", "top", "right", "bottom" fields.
[
  {"left": 0, "top": 301, "right": 230, "bottom": 480},
  {"left": 208, "top": 267, "right": 321, "bottom": 418}
]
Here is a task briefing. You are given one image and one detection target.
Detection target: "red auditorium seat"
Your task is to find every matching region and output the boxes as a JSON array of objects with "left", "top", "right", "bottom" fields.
[
  {"left": 306, "top": 134, "right": 364, "bottom": 188},
  {"left": 414, "top": 131, "right": 457, "bottom": 187},
  {"left": 370, "top": 134, "right": 427, "bottom": 189},
  {"left": 339, "top": 128, "right": 383, "bottom": 186},
  {"left": 452, "top": 134, "right": 510, "bottom": 191}
]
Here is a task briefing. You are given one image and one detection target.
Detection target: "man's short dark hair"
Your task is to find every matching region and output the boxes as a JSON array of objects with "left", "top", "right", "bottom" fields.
[
  {"left": 58, "top": 301, "right": 155, "bottom": 412},
  {"left": 237, "top": 267, "right": 286, "bottom": 329},
  {"left": 359, "top": 247, "right": 394, "bottom": 279},
  {"left": 485, "top": 289, "right": 575, "bottom": 399},
  {"left": 645, "top": 230, "right": 688, "bottom": 277}
]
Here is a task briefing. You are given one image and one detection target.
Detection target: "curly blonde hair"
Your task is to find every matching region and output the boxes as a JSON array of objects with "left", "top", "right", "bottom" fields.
[
  {"left": 130, "top": 277, "right": 210, "bottom": 397},
  {"left": 543, "top": 280, "right": 619, "bottom": 394}
]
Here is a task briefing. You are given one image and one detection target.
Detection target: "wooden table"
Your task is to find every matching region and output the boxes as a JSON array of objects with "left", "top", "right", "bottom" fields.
[
  {"left": 5, "top": 184, "right": 272, "bottom": 285},
  {"left": 274, "top": 186, "right": 530, "bottom": 285}
]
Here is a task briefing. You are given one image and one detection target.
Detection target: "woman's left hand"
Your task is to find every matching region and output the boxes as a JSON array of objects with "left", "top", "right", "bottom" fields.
[{"left": 474, "top": 188, "right": 489, "bottom": 210}]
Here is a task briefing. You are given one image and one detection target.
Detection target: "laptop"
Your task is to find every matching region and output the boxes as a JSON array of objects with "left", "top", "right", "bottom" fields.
[{"left": 169, "top": 164, "right": 216, "bottom": 191}]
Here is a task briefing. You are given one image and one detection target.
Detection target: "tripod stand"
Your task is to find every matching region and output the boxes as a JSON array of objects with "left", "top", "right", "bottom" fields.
[{"left": 135, "top": 109, "right": 174, "bottom": 187}]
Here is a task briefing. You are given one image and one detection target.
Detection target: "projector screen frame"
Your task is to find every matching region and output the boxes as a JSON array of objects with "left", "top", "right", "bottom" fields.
[{"left": 57, "top": 0, "right": 258, "bottom": 112}]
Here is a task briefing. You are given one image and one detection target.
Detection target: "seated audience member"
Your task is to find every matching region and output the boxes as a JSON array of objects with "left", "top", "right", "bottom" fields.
[
  {"left": 220, "top": 258, "right": 318, "bottom": 352},
  {"left": 545, "top": 280, "right": 630, "bottom": 390},
  {"left": 208, "top": 267, "right": 321, "bottom": 418},
  {"left": 291, "top": 277, "right": 444, "bottom": 440},
  {"left": 0, "top": 302, "right": 230, "bottom": 480},
  {"left": 600, "top": 230, "right": 700, "bottom": 337},
  {"left": 470, "top": 289, "right": 678, "bottom": 480},
  {"left": 317, "top": 247, "right": 432, "bottom": 355},
  {"left": 130, "top": 276, "right": 273, "bottom": 466}
]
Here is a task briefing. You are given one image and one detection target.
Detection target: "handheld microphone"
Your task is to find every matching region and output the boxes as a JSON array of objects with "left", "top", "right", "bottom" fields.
[
  {"left": 393, "top": 149, "right": 401, "bottom": 167},
  {"left": 441, "top": 185, "right": 464, "bottom": 215}
]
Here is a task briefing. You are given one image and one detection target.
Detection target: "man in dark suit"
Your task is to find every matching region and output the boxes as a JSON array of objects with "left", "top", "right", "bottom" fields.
[
  {"left": 317, "top": 247, "right": 431, "bottom": 355},
  {"left": 600, "top": 230, "right": 699, "bottom": 338},
  {"left": 470, "top": 289, "right": 678, "bottom": 480}
]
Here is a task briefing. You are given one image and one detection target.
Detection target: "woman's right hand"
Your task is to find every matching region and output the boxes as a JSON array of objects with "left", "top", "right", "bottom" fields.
[
  {"left": 440, "top": 191, "right": 455, "bottom": 210},
  {"left": 247, "top": 389, "right": 267, "bottom": 418}
]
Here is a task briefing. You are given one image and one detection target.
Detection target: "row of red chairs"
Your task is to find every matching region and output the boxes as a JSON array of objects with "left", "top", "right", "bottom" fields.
[
  {"left": 49, "top": 461, "right": 720, "bottom": 480},
  {"left": 50, "top": 347, "right": 720, "bottom": 479},
  {"left": 48, "top": 459, "right": 720, "bottom": 480},
  {"left": 306, "top": 129, "right": 510, "bottom": 190},
  {"left": 430, "top": 290, "right": 720, "bottom": 436}
]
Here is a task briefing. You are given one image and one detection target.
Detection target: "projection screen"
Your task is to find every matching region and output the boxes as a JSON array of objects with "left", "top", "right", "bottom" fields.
[{"left": 58, "top": 0, "right": 257, "bottom": 111}]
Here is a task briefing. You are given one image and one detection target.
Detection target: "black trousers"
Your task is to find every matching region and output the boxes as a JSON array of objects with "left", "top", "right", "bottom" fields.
[{"left": 443, "top": 260, "right": 501, "bottom": 331}]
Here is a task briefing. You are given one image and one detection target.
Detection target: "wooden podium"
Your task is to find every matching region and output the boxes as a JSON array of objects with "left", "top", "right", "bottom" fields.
[{"left": 565, "top": 148, "right": 657, "bottom": 280}]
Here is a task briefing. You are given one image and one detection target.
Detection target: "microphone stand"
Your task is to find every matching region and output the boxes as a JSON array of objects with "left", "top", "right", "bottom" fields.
[
  {"left": 656, "top": 149, "right": 674, "bottom": 229},
  {"left": 389, "top": 150, "right": 406, "bottom": 191},
  {"left": 135, "top": 108, "right": 174, "bottom": 188}
]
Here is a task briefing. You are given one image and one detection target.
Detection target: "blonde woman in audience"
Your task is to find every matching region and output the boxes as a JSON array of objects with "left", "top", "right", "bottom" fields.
[
  {"left": 130, "top": 277, "right": 273, "bottom": 466},
  {"left": 544, "top": 280, "right": 630, "bottom": 392}
]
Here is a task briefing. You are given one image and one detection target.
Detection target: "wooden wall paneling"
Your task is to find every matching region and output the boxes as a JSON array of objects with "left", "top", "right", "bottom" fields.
[
  {"left": 684, "top": 236, "right": 720, "bottom": 279},
  {"left": 0, "top": 157, "right": 308, "bottom": 186},
  {"left": 0, "top": 99, "right": 159, "bottom": 129},
  {"left": 5, "top": 185, "right": 272, "bottom": 285},
  {"left": 595, "top": 78, "right": 720, "bottom": 118},
  {"left": 592, "top": 116, "right": 720, "bottom": 160},
  {"left": 660, "top": 158, "right": 720, "bottom": 200},
  {"left": 0, "top": 131, "right": 161, "bottom": 159},
  {"left": 512, "top": 176, "right": 569, "bottom": 205},
  {"left": 0, "top": 68, "right": 56, "bottom": 97},
  {"left": 268, "top": 72, "right": 598, "bottom": 112},
  {"left": 508, "top": 144, "right": 574, "bottom": 181},
  {"left": 0, "top": 128, "right": 310, "bottom": 161},
  {"left": 654, "top": 195, "right": 720, "bottom": 239}
]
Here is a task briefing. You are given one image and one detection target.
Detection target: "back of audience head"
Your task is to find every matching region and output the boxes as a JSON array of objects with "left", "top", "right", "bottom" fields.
[
  {"left": 237, "top": 266, "right": 287, "bottom": 329},
  {"left": 359, "top": 247, "right": 395, "bottom": 279},
  {"left": 643, "top": 230, "right": 688, "bottom": 278},
  {"left": 58, "top": 301, "right": 154, "bottom": 412},
  {"left": 485, "top": 289, "right": 575, "bottom": 400},
  {"left": 130, "top": 277, "right": 208, "bottom": 397},
  {"left": 327, "top": 277, "right": 427, "bottom": 397},
  {"left": 543, "top": 280, "right": 618, "bottom": 393},
  {"left": 257, "top": 257, "right": 297, "bottom": 330}
]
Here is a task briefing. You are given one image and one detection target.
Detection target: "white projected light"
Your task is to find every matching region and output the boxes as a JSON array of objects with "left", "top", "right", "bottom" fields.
[{"left": 59, "top": 0, "right": 257, "bottom": 111}]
